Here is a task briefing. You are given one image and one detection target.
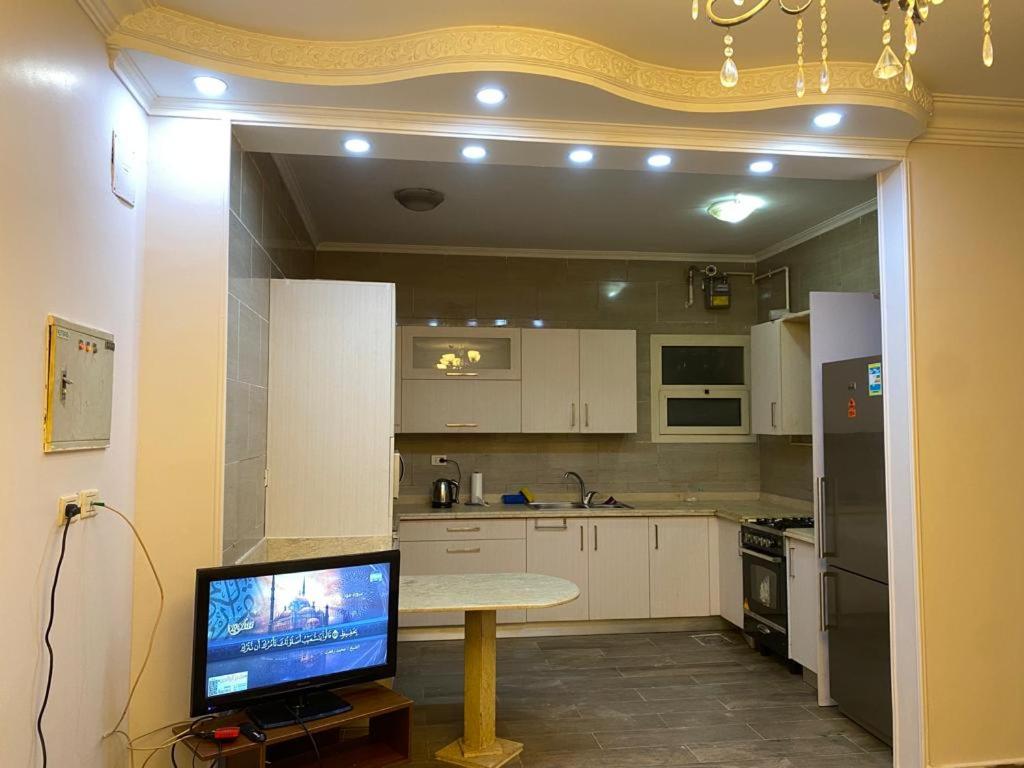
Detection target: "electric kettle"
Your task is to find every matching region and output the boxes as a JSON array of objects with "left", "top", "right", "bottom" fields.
[{"left": 431, "top": 478, "right": 460, "bottom": 508}]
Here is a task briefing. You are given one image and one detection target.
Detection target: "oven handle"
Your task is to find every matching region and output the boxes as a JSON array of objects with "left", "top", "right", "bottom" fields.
[
  {"left": 740, "top": 548, "right": 783, "bottom": 564},
  {"left": 744, "top": 610, "right": 787, "bottom": 635}
]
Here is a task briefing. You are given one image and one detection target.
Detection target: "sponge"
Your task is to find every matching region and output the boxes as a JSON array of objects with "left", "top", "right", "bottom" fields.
[{"left": 518, "top": 487, "right": 536, "bottom": 504}]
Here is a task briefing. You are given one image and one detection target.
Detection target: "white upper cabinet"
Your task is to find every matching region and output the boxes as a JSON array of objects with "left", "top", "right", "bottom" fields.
[
  {"left": 401, "top": 379, "right": 522, "bottom": 434},
  {"left": 401, "top": 326, "right": 521, "bottom": 380},
  {"left": 751, "top": 315, "right": 811, "bottom": 435},
  {"left": 579, "top": 329, "right": 638, "bottom": 434},
  {"left": 522, "top": 329, "right": 581, "bottom": 433}
]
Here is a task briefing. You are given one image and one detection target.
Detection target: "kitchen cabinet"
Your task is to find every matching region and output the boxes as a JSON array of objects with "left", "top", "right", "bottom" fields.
[
  {"left": 394, "top": 327, "right": 402, "bottom": 433},
  {"left": 588, "top": 517, "right": 650, "bottom": 620},
  {"left": 649, "top": 517, "right": 711, "bottom": 618},
  {"left": 751, "top": 315, "right": 811, "bottom": 435},
  {"left": 716, "top": 518, "right": 744, "bottom": 628},
  {"left": 580, "top": 330, "right": 638, "bottom": 433},
  {"left": 401, "top": 326, "right": 520, "bottom": 380},
  {"left": 401, "top": 380, "right": 522, "bottom": 433},
  {"left": 525, "top": 518, "right": 590, "bottom": 622},
  {"left": 521, "top": 329, "right": 581, "bottom": 433},
  {"left": 787, "top": 535, "right": 818, "bottom": 672}
]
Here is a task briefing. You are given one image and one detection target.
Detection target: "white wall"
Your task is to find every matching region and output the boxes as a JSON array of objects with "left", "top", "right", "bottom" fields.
[{"left": 0, "top": 2, "right": 148, "bottom": 767}]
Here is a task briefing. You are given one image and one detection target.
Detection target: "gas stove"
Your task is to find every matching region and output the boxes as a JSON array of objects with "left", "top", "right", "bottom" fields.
[{"left": 747, "top": 517, "right": 815, "bottom": 531}]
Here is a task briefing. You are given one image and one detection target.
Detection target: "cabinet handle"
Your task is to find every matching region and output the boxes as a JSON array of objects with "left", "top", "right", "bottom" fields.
[
  {"left": 820, "top": 571, "right": 837, "bottom": 630},
  {"left": 446, "top": 547, "right": 481, "bottom": 554},
  {"left": 771, "top": 401, "right": 777, "bottom": 429},
  {"left": 445, "top": 371, "right": 479, "bottom": 377},
  {"left": 570, "top": 402, "right": 576, "bottom": 428},
  {"left": 788, "top": 546, "right": 795, "bottom": 578},
  {"left": 585, "top": 403, "right": 590, "bottom": 428},
  {"left": 534, "top": 519, "right": 568, "bottom": 531},
  {"left": 446, "top": 526, "right": 480, "bottom": 532},
  {"left": 579, "top": 525, "right": 584, "bottom": 551},
  {"left": 445, "top": 423, "right": 479, "bottom": 428},
  {"left": 654, "top": 524, "right": 660, "bottom": 550},
  {"left": 593, "top": 524, "right": 598, "bottom": 551}
]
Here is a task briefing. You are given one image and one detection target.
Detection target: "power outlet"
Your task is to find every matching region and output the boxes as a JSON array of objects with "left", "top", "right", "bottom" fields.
[
  {"left": 57, "top": 494, "right": 78, "bottom": 526},
  {"left": 430, "top": 455, "right": 447, "bottom": 466},
  {"left": 78, "top": 489, "right": 99, "bottom": 520}
]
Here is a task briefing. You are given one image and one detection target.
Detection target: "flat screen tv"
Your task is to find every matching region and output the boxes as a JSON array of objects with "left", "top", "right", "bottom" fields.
[{"left": 190, "top": 550, "right": 400, "bottom": 728}]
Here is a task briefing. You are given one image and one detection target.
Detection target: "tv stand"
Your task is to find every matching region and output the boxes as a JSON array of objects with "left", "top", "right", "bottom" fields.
[
  {"left": 248, "top": 689, "right": 354, "bottom": 730},
  {"left": 180, "top": 683, "right": 410, "bottom": 767}
]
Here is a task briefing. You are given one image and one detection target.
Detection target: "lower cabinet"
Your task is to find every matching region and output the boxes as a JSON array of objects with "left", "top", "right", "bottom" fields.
[
  {"left": 650, "top": 517, "right": 711, "bottom": 618},
  {"left": 716, "top": 518, "right": 744, "bottom": 628},
  {"left": 787, "top": 536, "right": 818, "bottom": 672},
  {"left": 588, "top": 517, "right": 650, "bottom": 620},
  {"left": 525, "top": 518, "right": 590, "bottom": 622}
]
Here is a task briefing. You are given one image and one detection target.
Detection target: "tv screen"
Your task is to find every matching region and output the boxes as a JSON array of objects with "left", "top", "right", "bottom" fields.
[{"left": 190, "top": 550, "right": 400, "bottom": 717}]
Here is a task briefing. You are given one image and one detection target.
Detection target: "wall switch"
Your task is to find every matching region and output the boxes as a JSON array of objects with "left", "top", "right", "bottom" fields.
[
  {"left": 57, "top": 494, "right": 78, "bottom": 526},
  {"left": 78, "top": 489, "right": 99, "bottom": 519},
  {"left": 430, "top": 455, "right": 447, "bottom": 466}
]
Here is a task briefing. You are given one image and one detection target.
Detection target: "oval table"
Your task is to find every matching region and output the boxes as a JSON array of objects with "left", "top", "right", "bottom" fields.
[{"left": 399, "top": 573, "right": 580, "bottom": 768}]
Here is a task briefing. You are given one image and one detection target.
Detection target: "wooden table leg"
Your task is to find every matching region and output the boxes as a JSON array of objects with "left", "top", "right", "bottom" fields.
[{"left": 434, "top": 610, "right": 523, "bottom": 768}]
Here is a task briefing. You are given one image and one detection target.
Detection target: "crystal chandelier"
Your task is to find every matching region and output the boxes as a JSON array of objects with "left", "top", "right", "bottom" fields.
[{"left": 692, "top": 0, "right": 995, "bottom": 94}]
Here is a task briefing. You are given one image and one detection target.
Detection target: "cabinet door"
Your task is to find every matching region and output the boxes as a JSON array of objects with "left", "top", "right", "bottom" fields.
[
  {"left": 787, "top": 538, "right": 818, "bottom": 672},
  {"left": 751, "top": 321, "right": 781, "bottom": 435},
  {"left": 717, "top": 519, "right": 743, "bottom": 627},
  {"left": 402, "top": 326, "right": 521, "bottom": 380},
  {"left": 579, "top": 330, "right": 637, "bottom": 434},
  {"left": 778, "top": 321, "right": 812, "bottom": 434},
  {"left": 522, "top": 329, "right": 580, "bottom": 433},
  {"left": 526, "top": 518, "right": 589, "bottom": 621},
  {"left": 588, "top": 518, "right": 649, "bottom": 620},
  {"left": 401, "top": 380, "right": 522, "bottom": 433},
  {"left": 650, "top": 517, "right": 711, "bottom": 618},
  {"left": 394, "top": 327, "right": 402, "bottom": 433},
  {"left": 399, "top": 539, "right": 527, "bottom": 627}
]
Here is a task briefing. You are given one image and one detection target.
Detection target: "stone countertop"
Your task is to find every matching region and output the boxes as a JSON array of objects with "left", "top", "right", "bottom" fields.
[
  {"left": 398, "top": 573, "right": 579, "bottom": 613},
  {"left": 784, "top": 527, "right": 816, "bottom": 545}
]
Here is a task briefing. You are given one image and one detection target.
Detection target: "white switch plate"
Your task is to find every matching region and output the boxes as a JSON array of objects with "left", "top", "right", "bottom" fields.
[
  {"left": 78, "top": 488, "right": 99, "bottom": 519},
  {"left": 57, "top": 494, "right": 78, "bottom": 526},
  {"left": 431, "top": 455, "right": 447, "bottom": 466}
]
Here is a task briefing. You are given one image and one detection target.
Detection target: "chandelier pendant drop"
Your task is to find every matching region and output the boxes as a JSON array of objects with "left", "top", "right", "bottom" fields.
[
  {"left": 692, "top": 0, "right": 699, "bottom": 21},
  {"left": 818, "top": 0, "right": 830, "bottom": 94},
  {"left": 795, "top": 16, "right": 806, "bottom": 98},
  {"left": 982, "top": 0, "right": 994, "bottom": 67},
  {"left": 720, "top": 32, "right": 739, "bottom": 87},
  {"left": 873, "top": 8, "right": 903, "bottom": 81},
  {"left": 904, "top": 0, "right": 916, "bottom": 92}
]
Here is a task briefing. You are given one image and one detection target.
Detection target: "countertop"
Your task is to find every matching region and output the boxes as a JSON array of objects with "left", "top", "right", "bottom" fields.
[
  {"left": 399, "top": 573, "right": 579, "bottom": 613},
  {"left": 784, "top": 527, "right": 816, "bottom": 545}
]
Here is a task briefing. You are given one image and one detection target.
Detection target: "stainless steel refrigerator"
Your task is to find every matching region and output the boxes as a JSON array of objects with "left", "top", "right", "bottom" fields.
[{"left": 822, "top": 356, "right": 892, "bottom": 745}]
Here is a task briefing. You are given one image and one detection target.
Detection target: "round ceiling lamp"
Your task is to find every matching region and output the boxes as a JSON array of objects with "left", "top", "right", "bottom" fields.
[{"left": 394, "top": 188, "right": 446, "bottom": 212}]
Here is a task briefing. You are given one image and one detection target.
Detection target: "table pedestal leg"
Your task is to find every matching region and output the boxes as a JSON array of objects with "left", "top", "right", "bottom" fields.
[{"left": 435, "top": 610, "right": 523, "bottom": 768}]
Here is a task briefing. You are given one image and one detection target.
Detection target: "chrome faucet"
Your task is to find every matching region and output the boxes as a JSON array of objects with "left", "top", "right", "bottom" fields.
[{"left": 563, "top": 471, "right": 598, "bottom": 507}]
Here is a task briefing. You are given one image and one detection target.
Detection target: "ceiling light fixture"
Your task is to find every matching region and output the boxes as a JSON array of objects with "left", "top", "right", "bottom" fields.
[
  {"left": 394, "top": 188, "right": 445, "bottom": 212},
  {"left": 462, "top": 145, "right": 487, "bottom": 160},
  {"left": 813, "top": 111, "right": 844, "bottom": 129},
  {"left": 532, "top": 319, "right": 545, "bottom": 328},
  {"left": 749, "top": 159, "right": 775, "bottom": 173},
  {"left": 192, "top": 76, "right": 228, "bottom": 96},
  {"left": 343, "top": 137, "right": 371, "bottom": 154},
  {"left": 647, "top": 153, "right": 673, "bottom": 169},
  {"left": 707, "top": 194, "right": 766, "bottom": 224},
  {"left": 568, "top": 148, "right": 595, "bottom": 164},
  {"left": 475, "top": 87, "right": 507, "bottom": 105},
  {"left": 494, "top": 319, "right": 508, "bottom": 327}
]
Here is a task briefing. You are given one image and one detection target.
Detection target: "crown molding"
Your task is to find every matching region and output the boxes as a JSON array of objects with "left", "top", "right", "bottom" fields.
[
  {"left": 918, "top": 93, "right": 1024, "bottom": 148},
  {"left": 753, "top": 198, "right": 878, "bottom": 262},
  {"left": 316, "top": 242, "right": 754, "bottom": 264},
  {"left": 77, "top": 0, "right": 150, "bottom": 36},
  {"left": 272, "top": 154, "right": 321, "bottom": 246},
  {"left": 109, "top": 47, "right": 156, "bottom": 111},
  {"left": 107, "top": 8, "right": 932, "bottom": 124}
]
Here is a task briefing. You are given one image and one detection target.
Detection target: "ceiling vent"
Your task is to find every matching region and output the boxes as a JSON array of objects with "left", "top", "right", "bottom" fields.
[{"left": 394, "top": 188, "right": 445, "bottom": 212}]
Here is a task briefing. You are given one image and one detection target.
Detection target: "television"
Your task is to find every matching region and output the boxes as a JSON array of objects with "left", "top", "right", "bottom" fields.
[{"left": 190, "top": 550, "right": 400, "bottom": 728}]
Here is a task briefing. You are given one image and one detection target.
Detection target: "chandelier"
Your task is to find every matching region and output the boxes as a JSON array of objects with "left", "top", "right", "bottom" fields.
[
  {"left": 693, "top": 0, "right": 994, "bottom": 94},
  {"left": 436, "top": 345, "right": 482, "bottom": 372}
]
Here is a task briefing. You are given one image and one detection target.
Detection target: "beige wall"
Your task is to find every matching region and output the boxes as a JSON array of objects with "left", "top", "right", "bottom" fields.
[
  {"left": 224, "top": 142, "right": 314, "bottom": 563},
  {"left": 907, "top": 141, "right": 1024, "bottom": 767},
  {"left": 0, "top": 3, "right": 148, "bottom": 766}
]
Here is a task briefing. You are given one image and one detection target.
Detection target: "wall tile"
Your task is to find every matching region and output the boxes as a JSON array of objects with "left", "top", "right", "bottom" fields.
[
  {"left": 238, "top": 305, "right": 262, "bottom": 386},
  {"left": 228, "top": 213, "right": 253, "bottom": 307},
  {"left": 223, "top": 461, "right": 240, "bottom": 544},
  {"left": 250, "top": 244, "right": 271, "bottom": 320},
  {"left": 248, "top": 385, "right": 268, "bottom": 459},
  {"left": 225, "top": 380, "right": 249, "bottom": 463},
  {"left": 226, "top": 294, "right": 239, "bottom": 381},
  {"left": 240, "top": 155, "right": 263, "bottom": 240},
  {"left": 230, "top": 137, "right": 242, "bottom": 216}
]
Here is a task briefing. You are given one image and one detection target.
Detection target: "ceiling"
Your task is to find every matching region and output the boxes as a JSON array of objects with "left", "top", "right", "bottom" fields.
[
  {"left": 122, "top": 1, "right": 1023, "bottom": 98},
  {"left": 284, "top": 153, "right": 876, "bottom": 256}
]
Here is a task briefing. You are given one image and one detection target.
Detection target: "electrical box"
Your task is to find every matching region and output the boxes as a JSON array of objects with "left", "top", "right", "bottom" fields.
[
  {"left": 703, "top": 270, "right": 732, "bottom": 310},
  {"left": 44, "top": 316, "right": 115, "bottom": 452}
]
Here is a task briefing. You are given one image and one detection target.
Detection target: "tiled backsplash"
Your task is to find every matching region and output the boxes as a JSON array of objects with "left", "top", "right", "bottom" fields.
[{"left": 224, "top": 140, "right": 314, "bottom": 564}]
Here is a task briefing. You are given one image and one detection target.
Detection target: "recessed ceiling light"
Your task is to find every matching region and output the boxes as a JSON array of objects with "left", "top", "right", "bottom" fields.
[
  {"left": 192, "top": 76, "right": 228, "bottom": 96},
  {"left": 343, "top": 137, "right": 371, "bottom": 154},
  {"left": 707, "top": 194, "right": 766, "bottom": 223},
  {"left": 647, "top": 153, "right": 673, "bottom": 168},
  {"left": 568, "top": 148, "right": 594, "bottom": 164},
  {"left": 476, "top": 87, "right": 506, "bottom": 105},
  {"left": 749, "top": 159, "right": 775, "bottom": 174},
  {"left": 813, "top": 111, "right": 843, "bottom": 129},
  {"left": 462, "top": 145, "right": 487, "bottom": 160}
]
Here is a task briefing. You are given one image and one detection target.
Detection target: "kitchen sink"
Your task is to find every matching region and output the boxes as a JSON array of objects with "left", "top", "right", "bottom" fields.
[{"left": 527, "top": 501, "right": 634, "bottom": 510}]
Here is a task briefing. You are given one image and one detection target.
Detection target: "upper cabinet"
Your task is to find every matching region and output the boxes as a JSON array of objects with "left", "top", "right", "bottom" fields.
[
  {"left": 401, "top": 326, "right": 520, "bottom": 380},
  {"left": 521, "top": 328, "right": 637, "bottom": 434},
  {"left": 751, "top": 314, "right": 811, "bottom": 435}
]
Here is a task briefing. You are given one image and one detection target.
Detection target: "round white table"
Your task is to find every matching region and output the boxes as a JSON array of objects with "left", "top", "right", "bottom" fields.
[{"left": 398, "top": 573, "right": 580, "bottom": 768}]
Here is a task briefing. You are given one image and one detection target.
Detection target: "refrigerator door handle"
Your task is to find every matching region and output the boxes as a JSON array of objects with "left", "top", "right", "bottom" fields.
[
  {"left": 819, "top": 476, "right": 837, "bottom": 558},
  {"left": 821, "top": 571, "right": 838, "bottom": 631}
]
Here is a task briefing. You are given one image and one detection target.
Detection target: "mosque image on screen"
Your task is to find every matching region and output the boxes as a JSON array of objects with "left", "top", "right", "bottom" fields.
[{"left": 204, "top": 563, "right": 391, "bottom": 698}]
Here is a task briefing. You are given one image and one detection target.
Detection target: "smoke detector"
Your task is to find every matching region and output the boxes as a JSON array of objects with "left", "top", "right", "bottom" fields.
[{"left": 394, "top": 188, "right": 445, "bottom": 212}]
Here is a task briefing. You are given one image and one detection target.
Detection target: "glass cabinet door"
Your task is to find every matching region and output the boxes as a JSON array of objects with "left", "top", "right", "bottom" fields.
[{"left": 401, "top": 327, "right": 521, "bottom": 380}]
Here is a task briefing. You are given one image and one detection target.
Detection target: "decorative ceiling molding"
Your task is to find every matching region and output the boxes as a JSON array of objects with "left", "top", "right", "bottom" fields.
[
  {"left": 316, "top": 242, "right": 755, "bottom": 265},
  {"left": 918, "top": 94, "right": 1024, "bottom": 148},
  {"left": 754, "top": 198, "right": 878, "bottom": 262},
  {"left": 76, "top": 0, "right": 150, "bottom": 37},
  {"left": 110, "top": 45, "right": 157, "bottom": 111},
  {"left": 107, "top": 8, "right": 932, "bottom": 123}
]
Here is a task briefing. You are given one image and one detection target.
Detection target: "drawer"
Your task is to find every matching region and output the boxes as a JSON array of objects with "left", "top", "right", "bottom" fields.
[{"left": 399, "top": 518, "right": 526, "bottom": 542}]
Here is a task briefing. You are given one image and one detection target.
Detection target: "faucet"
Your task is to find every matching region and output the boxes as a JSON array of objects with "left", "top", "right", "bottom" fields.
[{"left": 563, "top": 471, "right": 598, "bottom": 507}]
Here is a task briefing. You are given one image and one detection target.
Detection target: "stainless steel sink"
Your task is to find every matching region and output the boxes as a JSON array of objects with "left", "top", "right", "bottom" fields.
[{"left": 527, "top": 501, "right": 634, "bottom": 510}]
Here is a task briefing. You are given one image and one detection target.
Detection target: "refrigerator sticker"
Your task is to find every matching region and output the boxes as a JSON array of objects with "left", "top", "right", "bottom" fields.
[
  {"left": 868, "top": 362, "right": 882, "bottom": 397},
  {"left": 848, "top": 398, "right": 858, "bottom": 419}
]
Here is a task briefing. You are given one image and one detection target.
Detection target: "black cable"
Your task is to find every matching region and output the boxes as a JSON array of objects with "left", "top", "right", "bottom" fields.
[
  {"left": 170, "top": 740, "right": 179, "bottom": 768},
  {"left": 291, "top": 708, "right": 323, "bottom": 768},
  {"left": 36, "top": 516, "right": 73, "bottom": 768}
]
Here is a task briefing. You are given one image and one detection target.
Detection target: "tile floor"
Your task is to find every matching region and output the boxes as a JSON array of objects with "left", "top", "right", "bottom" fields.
[{"left": 392, "top": 629, "right": 892, "bottom": 768}]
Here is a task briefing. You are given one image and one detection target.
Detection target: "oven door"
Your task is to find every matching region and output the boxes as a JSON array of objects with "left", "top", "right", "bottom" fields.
[{"left": 741, "top": 548, "right": 788, "bottom": 635}]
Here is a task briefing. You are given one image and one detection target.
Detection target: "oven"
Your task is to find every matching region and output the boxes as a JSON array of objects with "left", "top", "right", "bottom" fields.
[{"left": 741, "top": 523, "right": 789, "bottom": 657}]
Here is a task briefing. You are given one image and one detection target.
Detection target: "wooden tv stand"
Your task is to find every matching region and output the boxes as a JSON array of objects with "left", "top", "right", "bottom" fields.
[{"left": 180, "top": 683, "right": 411, "bottom": 767}]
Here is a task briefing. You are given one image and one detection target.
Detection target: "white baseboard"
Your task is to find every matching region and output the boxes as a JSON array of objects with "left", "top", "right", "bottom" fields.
[{"left": 398, "top": 616, "right": 729, "bottom": 642}]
